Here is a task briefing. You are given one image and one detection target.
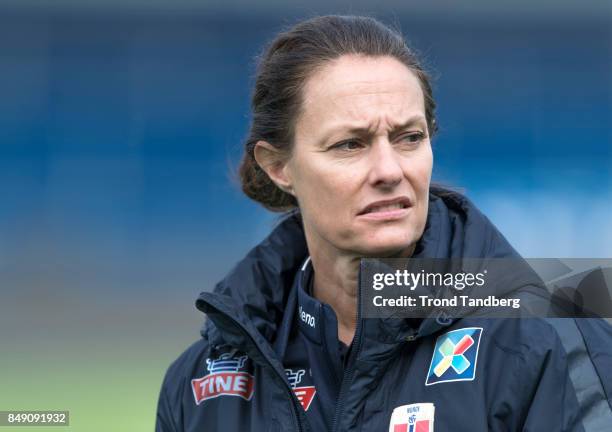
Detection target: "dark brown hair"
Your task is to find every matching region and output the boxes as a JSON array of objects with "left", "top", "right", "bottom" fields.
[{"left": 239, "top": 15, "right": 438, "bottom": 211}]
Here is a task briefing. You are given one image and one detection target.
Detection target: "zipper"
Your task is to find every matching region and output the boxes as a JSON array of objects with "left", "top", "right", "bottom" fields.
[
  {"left": 201, "top": 296, "right": 306, "bottom": 432},
  {"left": 330, "top": 268, "right": 364, "bottom": 432}
]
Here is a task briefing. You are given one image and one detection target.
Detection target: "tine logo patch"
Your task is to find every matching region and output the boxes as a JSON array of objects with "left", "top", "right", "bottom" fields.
[
  {"left": 285, "top": 368, "right": 316, "bottom": 411},
  {"left": 191, "top": 353, "right": 255, "bottom": 404}
]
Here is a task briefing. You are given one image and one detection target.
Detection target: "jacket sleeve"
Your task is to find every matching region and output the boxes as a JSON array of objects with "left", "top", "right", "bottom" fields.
[
  {"left": 541, "top": 318, "right": 612, "bottom": 432},
  {"left": 155, "top": 334, "right": 215, "bottom": 432},
  {"left": 520, "top": 323, "right": 584, "bottom": 432},
  {"left": 573, "top": 318, "right": 612, "bottom": 411},
  {"left": 154, "top": 338, "right": 210, "bottom": 432},
  {"left": 155, "top": 377, "right": 178, "bottom": 432}
]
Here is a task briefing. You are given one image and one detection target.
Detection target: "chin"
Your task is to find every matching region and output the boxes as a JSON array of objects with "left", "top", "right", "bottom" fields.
[
  {"left": 353, "top": 235, "right": 416, "bottom": 257},
  {"left": 363, "top": 244, "right": 412, "bottom": 257}
]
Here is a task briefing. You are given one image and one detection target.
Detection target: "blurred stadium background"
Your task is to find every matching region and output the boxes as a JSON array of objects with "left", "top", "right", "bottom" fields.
[{"left": 1, "top": 0, "right": 610, "bottom": 430}]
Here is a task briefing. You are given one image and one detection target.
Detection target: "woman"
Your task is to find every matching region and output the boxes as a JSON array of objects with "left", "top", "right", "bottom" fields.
[{"left": 156, "top": 15, "right": 610, "bottom": 431}]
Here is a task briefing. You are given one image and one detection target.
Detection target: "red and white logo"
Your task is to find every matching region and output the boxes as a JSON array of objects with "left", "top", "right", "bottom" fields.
[
  {"left": 285, "top": 368, "right": 316, "bottom": 411},
  {"left": 191, "top": 353, "right": 255, "bottom": 405},
  {"left": 388, "top": 402, "right": 435, "bottom": 432}
]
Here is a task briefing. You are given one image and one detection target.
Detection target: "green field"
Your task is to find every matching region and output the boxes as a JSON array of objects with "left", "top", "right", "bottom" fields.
[{"left": 1, "top": 299, "right": 202, "bottom": 432}]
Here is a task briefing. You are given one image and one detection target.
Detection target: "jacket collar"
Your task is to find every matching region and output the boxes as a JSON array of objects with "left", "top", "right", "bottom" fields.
[{"left": 196, "top": 188, "right": 531, "bottom": 348}]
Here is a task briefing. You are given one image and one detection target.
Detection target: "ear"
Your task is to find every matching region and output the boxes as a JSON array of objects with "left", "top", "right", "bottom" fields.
[{"left": 253, "top": 141, "right": 294, "bottom": 194}]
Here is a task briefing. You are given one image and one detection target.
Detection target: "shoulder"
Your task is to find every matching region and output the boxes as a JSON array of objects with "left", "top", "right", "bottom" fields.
[
  {"left": 482, "top": 317, "right": 569, "bottom": 359},
  {"left": 164, "top": 338, "right": 211, "bottom": 385},
  {"left": 423, "top": 186, "right": 520, "bottom": 258},
  {"left": 159, "top": 318, "right": 224, "bottom": 403},
  {"left": 453, "top": 317, "right": 570, "bottom": 373},
  {"left": 159, "top": 337, "right": 212, "bottom": 409},
  {"left": 156, "top": 337, "right": 212, "bottom": 432}
]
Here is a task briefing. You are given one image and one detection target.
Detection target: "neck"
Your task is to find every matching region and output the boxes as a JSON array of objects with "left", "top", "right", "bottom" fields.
[
  {"left": 307, "top": 235, "right": 416, "bottom": 347},
  {"left": 310, "top": 251, "right": 360, "bottom": 346}
]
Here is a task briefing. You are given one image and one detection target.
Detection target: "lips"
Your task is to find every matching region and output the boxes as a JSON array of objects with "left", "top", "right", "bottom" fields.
[{"left": 357, "top": 197, "right": 412, "bottom": 216}]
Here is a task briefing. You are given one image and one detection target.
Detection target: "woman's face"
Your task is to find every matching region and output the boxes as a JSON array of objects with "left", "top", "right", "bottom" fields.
[{"left": 285, "top": 55, "right": 433, "bottom": 256}]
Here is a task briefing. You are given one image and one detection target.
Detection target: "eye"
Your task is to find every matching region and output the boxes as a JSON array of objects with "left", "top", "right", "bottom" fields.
[
  {"left": 398, "top": 132, "right": 426, "bottom": 144},
  {"left": 330, "top": 139, "right": 364, "bottom": 152}
]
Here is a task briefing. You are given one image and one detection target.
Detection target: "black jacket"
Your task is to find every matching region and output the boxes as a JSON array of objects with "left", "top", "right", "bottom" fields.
[{"left": 156, "top": 190, "right": 612, "bottom": 431}]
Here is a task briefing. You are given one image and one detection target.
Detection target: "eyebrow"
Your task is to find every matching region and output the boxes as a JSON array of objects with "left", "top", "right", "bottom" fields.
[{"left": 319, "top": 114, "right": 427, "bottom": 144}]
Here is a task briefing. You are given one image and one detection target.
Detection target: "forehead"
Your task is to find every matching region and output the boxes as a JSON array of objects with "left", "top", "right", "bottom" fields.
[{"left": 298, "top": 55, "right": 425, "bottom": 128}]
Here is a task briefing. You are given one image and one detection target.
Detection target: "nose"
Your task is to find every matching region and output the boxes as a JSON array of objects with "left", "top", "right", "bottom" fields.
[{"left": 367, "top": 139, "right": 403, "bottom": 189}]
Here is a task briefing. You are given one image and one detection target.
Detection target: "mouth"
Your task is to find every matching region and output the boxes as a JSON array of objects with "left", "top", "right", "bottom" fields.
[{"left": 357, "top": 197, "right": 412, "bottom": 218}]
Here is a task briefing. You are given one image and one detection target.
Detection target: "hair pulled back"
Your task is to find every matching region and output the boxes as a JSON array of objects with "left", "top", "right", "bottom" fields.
[{"left": 239, "top": 15, "right": 437, "bottom": 211}]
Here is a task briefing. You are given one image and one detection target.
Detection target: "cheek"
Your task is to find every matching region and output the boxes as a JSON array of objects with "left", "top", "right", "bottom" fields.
[
  {"left": 403, "top": 148, "right": 433, "bottom": 192},
  {"left": 304, "top": 176, "right": 356, "bottom": 225},
  {"left": 293, "top": 170, "right": 358, "bottom": 243},
  {"left": 405, "top": 149, "right": 432, "bottom": 231},
  {"left": 292, "top": 158, "right": 357, "bottom": 208}
]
